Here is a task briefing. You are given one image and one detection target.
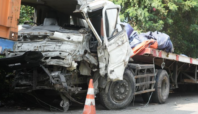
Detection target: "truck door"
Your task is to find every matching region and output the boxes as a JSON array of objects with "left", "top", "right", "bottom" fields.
[{"left": 98, "top": 5, "right": 133, "bottom": 81}]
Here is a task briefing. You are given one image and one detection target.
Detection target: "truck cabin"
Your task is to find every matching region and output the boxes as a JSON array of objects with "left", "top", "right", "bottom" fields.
[
  {"left": 21, "top": 0, "right": 86, "bottom": 28},
  {"left": 20, "top": 0, "right": 121, "bottom": 52}
]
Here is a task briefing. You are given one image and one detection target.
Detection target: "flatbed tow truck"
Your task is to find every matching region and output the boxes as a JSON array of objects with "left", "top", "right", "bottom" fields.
[
  {"left": 134, "top": 47, "right": 198, "bottom": 89},
  {"left": 0, "top": 0, "right": 198, "bottom": 112}
]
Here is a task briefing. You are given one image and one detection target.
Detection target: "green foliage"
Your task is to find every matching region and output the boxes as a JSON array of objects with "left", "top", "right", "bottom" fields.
[
  {"left": 112, "top": 0, "right": 198, "bottom": 57},
  {"left": 19, "top": 5, "right": 34, "bottom": 24}
]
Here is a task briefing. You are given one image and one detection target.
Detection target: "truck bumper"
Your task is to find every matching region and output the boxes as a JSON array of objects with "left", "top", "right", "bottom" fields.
[
  {"left": 0, "top": 51, "right": 43, "bottom": 71},
  {"left": 0, "top": 38, "right": 15, "bottom": 54}
]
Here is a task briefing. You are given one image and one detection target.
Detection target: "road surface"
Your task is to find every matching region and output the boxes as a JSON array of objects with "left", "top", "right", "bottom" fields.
[{"left": 0, "top": 92, "right": 198, "bottom": 114}]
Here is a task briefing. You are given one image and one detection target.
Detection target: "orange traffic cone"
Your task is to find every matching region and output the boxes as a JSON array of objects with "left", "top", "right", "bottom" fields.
[{"left": 83, "top": 79, "right": 96, "bottom": 114}]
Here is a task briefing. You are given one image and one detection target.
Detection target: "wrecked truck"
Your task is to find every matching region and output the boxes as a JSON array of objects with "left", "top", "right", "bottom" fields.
[
  {"left": 2, "top": 0, "right": 198, "bottom": 112},
  {"left": 1, "top": 0, "right": 133, "bottom": 111}
]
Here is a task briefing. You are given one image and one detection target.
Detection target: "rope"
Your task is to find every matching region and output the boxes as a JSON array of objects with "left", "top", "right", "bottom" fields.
[
  {"left": 26, "top": 93, "right": 64, "bottom": 112},
  {"left": 143, "top": 57, "right": 156, "bottom": 107}
]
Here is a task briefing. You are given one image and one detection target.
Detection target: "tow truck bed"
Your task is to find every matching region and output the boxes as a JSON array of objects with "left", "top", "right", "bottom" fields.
[
  {"left": 134, "top": 48, "right": 198, "bottom": 65},
  {"left": 133, "top": 48, "right": 198, "bottom": 86}
]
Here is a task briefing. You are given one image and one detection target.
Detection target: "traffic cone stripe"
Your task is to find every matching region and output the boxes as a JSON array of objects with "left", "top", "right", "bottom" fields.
[
  {"left": 85, "top": 99, "right": 95, "bottom": 105},
  {"left": 83, "top": 105, "right": 96, "bottom": 114},
  {"left": 87, "top": 88, "right": 94, "bottom": 94},
  {"left": 88, "top": 79, "right": 94, "bottom": 88},
  {"left": 86, "top": 94, "right": 95, "bottom": 99}
]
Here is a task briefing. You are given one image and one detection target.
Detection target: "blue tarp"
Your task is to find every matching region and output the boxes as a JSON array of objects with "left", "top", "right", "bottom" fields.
[
  {"left": 122, "top": 23, "right": 134, "bottom": 38},
  {"left": 129, "top": 31, "right": 174, "bottom": 52},
  {"left": 0, "top": 38, "right": 15, "bottom": 54}
]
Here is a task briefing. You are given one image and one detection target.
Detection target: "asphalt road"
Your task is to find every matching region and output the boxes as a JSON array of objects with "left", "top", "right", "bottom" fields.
[{"left": 0, "top": 92, "right": 198, "bottom": 114}]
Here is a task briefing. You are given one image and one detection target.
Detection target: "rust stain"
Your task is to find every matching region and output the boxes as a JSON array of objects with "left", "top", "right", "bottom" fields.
[{"left": 0, "top": 0, "right": 21, "bottom": 40}]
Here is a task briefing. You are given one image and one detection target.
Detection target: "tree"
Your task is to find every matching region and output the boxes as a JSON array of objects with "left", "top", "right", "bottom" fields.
[
  {"left": 19, "top": 5, "right": 34, "bottom": 24},
  {"left": 112, "top": 0, "right": 198, "bottom": 57}
]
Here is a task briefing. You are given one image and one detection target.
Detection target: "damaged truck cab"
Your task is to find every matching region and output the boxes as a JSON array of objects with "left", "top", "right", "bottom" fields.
[{"left": 2, "top": 0, "right": 133, "bottom": 111}]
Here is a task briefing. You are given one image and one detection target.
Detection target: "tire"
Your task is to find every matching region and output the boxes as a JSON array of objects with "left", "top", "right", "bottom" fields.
[
  {"left": 152, "top": 70, "right": 170, "bottom": 104},
  {"left": 99, "top": 69, "right": 135, "bottom": 109}
]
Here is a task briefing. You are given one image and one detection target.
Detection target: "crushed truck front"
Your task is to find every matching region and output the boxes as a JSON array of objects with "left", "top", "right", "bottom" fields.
[{"left": 0, "top": 0, "right": 132, "bottom": 111}]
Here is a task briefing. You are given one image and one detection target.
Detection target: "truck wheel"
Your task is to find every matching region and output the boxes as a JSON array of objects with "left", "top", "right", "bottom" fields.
[
  {"left": 99, "top": 69, "right": 135, "bottom": 109},
  {"left": 153, "top": 70, "right": 170, "bottom": 104}
]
